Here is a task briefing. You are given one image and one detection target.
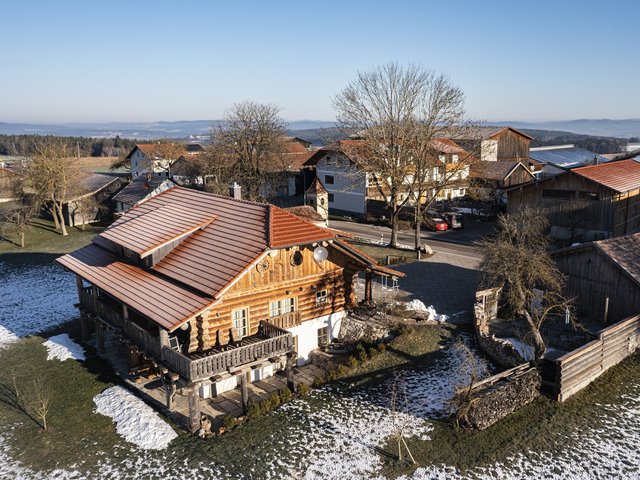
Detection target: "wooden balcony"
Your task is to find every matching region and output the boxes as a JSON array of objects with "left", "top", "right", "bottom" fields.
[
  {"left": 79, "top": 287, "right": 293, "bottom": 383},
  {"left": 268, "top": 311, "right": 302, "bottom": 329}
]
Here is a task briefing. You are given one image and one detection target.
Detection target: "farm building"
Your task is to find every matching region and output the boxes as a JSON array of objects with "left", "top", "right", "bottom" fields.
[
  {"left": 62, "top": 173, "right": 124, "bottom": 227},
  {"left": 112, "top": 174, "right": 175, "bottom": 215},
  {"left": 469, "top": 160, "right": 535, "bottom": 203},
  {"left": 56, "top": 186, "right": 401, "bottom": 431},
  {"left": 456, "top": 126, "right": 533, "bottom": 163},
  {"left": 507, "top": 159, "right": 640, "bottom": 242},
  {"left": 552, "top": 233, "right": 640, "bottom": 324},
  {"left": 529, "top": 145, "right": 607, "bottom": 178}
]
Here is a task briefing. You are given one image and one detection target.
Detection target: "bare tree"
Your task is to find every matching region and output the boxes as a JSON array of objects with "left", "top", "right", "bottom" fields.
[
  {"left": 205, "top": 101, "right": 288, "bottom": 201},
  {"left": 333, "top": 62, "right": 470, "bottom": 247},
  {"left": 21, "top": 139, "right": 81, "bottom": 236},
  {"left": 389, "top": 372, "right": 416, "bottom": 464},
  {"left": 478, "top": 207, "right": 574, "bottom": 363},
  {"left": 29, "top": 375, "right": 52, "bottom": 431},
  {"left": 1, "top": 203, "right": 38, "bottom": 247}
]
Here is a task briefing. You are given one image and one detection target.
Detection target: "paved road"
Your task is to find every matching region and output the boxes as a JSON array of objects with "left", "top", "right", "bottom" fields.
[{"left": 330, "top": 220, "right": 484, "bottom": 260}]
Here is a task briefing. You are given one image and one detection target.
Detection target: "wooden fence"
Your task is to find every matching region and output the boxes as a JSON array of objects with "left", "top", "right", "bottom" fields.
[{"left": 549, "top": 314, "right": 640, "bottom": 401}]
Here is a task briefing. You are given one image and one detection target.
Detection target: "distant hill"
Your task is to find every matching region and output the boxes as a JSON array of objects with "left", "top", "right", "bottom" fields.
[
  {"left": 491, "top": 119, "right": 640, "bottom": 139},
  {"left": 0, "top": 120, "right": 336, "bottom": 140}
]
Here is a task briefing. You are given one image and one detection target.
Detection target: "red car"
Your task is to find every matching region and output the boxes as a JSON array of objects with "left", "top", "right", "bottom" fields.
[{"left": 424, "top": 217, "right": 449, "bottom": 231}]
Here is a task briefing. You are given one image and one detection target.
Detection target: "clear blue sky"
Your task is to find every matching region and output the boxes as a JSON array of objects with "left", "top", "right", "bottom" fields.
[{"left": 2, "top": 0, "right": 638, "bottom": 123}]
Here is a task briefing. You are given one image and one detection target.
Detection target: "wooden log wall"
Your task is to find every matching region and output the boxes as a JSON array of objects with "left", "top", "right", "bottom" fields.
[
  {"left": 187, "top": 244, "right": 358, "bottom": 352},
  {"left": 553, "top": 314, "right": 640, "bottom": 401}
]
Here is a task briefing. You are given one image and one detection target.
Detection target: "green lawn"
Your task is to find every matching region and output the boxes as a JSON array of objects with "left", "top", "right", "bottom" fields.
[{"left": 0, "top": 218, "right": 102, "bottom": 256}]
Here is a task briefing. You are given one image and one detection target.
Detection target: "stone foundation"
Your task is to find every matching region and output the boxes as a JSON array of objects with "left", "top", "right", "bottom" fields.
[{"left": 338, "top": 315, "right": 390, "bottom": 343}]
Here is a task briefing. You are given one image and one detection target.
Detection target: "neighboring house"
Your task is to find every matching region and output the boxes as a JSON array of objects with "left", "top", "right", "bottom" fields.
[
  {"left": 62, "top": 173, "right": 124, "bottom": 227},
  {"left": 126, "top": 143, "right": 189, "bottom": 178},
  {"left": 56, "top": 186, "right": 401, "bottom": 429},
  {"left": 529, "top": 145, "right": 608, "bottom": 178},
  {"left": 112, "top": 174, "right": 175, "bottom": 215},
  {"left": 508, "top": 159, "right": 640, "bottom": 242},
  {"left": 469, "top": 160, "right": 535, "bottom": 203},
  {"left": 266, "top": 137, "right": 316, "bottom": 198},
  {"left": 457, "top": 126, "right": 533, "bottom": 163},
  {"left": 306, "top": 138, "right": 472, "bottom": 217},
  {"left": 552, "top": 233, "right": 640, "bottom": 324}
]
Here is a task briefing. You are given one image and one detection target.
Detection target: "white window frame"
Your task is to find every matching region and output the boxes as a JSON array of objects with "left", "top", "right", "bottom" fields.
[
  {"left": 232, "top": 308, "right": 249, "bottom": 338},
  {"left": 316, "top": 290, "right": 328, "bottom": 305},
  {"left": 270, "top": 297, "right": 296, "bottom": 317}
]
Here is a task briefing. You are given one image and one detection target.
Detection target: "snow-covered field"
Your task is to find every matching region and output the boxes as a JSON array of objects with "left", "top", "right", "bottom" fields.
[
  {"left": 0, "top": 260, "right": 78, "bottom": 348},
  {"left": 2, "top": 260, "right": 640, "bottom": 479}
]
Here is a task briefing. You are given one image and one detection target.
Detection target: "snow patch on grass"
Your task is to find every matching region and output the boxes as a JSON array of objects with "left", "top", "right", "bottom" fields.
[
  {"left": 43, "top": 334, "right": 85, "bottom": 361},
  {"left": 93, "top": 386, "right": 177, "bottom": 450}
]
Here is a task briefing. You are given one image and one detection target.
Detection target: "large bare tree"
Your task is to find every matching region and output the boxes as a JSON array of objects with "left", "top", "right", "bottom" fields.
[
  {"left": 205, "top": 101, "right": 288, "bottom": 201},
  {"left": 478, "top": 207, "right": 574, "bottom": 363},
  {"left": 21, "top": 138, "right": 81, "bottom": 236},
  {"left": 333, "top": 62, "right": 469, "bottom": 247}
]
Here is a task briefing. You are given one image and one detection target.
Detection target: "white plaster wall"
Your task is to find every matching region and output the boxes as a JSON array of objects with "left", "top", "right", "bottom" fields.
[
  {"left": 316, "top": 155, "right": 367, "bottom": 214},
  {"left": 287, "top": 310, "right": 347, "bottom": 366}
]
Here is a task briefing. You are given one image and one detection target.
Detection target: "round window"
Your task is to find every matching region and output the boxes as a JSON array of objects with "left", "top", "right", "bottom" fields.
[{"left": 290, "top": 251, "right": 304, "bottom": 266}]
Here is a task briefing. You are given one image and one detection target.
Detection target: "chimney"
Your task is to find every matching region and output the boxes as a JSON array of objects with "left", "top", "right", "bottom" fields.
[{"left": 229, "top": 182, "right": 242, "bottom": 200}]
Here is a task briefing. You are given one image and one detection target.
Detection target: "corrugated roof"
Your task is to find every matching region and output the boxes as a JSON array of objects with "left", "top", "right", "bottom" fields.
[
  {"left": 572, "top": 159, "right": 640, "bottom": 193},
  {"left": 100, "top": 203, "right": 217, "bottom": 256},
  {"left": 138, "top": 187, "right": 335, "bottom": 297},
  {"left": 595, "top": 233, "right": 640, "bottom": 286},
  {"left": 112, "top": 176, "right": 174, "bottom": 206},
  {"left": 56, "top": 244, "right": 214, "bottom": 331},
  {"left": 529, "top": 146, "right": 601, "bottom": 169}
]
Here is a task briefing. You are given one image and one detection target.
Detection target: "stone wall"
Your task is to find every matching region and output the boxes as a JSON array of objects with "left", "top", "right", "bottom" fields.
[
  {"left": 338, "top": 315, "right": 389, "bottom": 344},
  {"left": 455, "top": 365, "right": 541, "bottom": 430},
  {"left": 474, "top": 287, "right": 526, "bottom": 368}
]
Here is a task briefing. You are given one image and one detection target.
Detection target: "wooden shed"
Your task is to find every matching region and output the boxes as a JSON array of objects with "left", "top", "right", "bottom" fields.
[
  {"left": 507, "top": 159, "right": 640, "bottom": 242},
  {"left": 552, "top": 233, "right": 640, "bottom": 324}
]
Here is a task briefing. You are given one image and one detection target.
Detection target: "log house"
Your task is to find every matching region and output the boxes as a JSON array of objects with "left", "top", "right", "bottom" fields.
[{"left": 56, "top": 186, "right": 402, "bottom": 431}]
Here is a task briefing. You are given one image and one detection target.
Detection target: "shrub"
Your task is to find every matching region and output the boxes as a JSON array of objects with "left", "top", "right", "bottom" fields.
[
  {"left": 296, "top": 382, "right": 310, "bottom": 396},
  {"left": 336, "top": 365, "right": 348, "bottom": 377},
  {"left": 221, "top": 414, "right": 237, "bottom": 431},
  {"left": 278, "top": 387, "right": 293, "bottom": 403},
  {"left": 355, "top": 343, "right": 368, "bottom": 362},
  {"left": 346, "top": 356, "right": 359, "bottom": 370},
  {"left": 246, "top": 400, "right": 261, "bottom": 419},
  {"left": 325, "top": 368, "right": 338, "bottom": 382},
  {"left": 312, "top": 375, "right": 325, "bottom": 388}
]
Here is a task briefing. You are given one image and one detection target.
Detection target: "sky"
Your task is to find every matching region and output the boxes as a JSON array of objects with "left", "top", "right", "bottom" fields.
[{"left": 1, "top": 0, "right": 639, "bottom": 124}]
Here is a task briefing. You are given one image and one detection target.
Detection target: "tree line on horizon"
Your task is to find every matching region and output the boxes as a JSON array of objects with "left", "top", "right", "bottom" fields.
[{"left": 0, "top": 135, "right": 138, "bottom": 158}]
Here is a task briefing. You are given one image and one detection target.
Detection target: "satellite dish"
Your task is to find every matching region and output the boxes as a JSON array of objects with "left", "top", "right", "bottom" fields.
[{"left": 313, "top": 246, "right": 328, "bottom": 262}]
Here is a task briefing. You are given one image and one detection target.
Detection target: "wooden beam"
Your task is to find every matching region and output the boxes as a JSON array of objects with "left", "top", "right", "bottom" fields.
[
  {"left": 164, "top": 376, "right": 177, "bottom": 411},
  {"left": 240, "top": 372, "right": 249, "bottom": 413},
  {"left": 79, "top": 312, "right": 90, "bottom": 343},
  {"left": 188, "top": 384, "right": 201, "bottom": 433},
  {"left": 286, "top": 352, "right": 296, "bottom": 391},
  {"left": 96, "top": 321, "right": 105, "bottom": 354}
]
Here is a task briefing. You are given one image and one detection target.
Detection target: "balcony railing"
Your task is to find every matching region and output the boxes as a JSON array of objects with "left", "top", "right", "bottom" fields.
[
  {"left": 268, "top": 311, "right": 301, "bottom": 329},
  {"left": 79, "top": 288, "right": 293, "bottom": 383}
]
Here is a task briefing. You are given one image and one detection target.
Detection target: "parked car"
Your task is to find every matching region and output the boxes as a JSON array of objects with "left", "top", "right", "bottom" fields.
[
  {"left": 444, "top": 212, "right": 464, "bottom": 229},
  {"left": 424, "top": 217, "right": 449, "bottom": 231}
]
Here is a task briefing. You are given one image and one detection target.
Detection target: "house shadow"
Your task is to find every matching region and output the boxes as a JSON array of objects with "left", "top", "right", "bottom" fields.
[{"left": 392, "top": 261, "right": 481, "bottom": 321}]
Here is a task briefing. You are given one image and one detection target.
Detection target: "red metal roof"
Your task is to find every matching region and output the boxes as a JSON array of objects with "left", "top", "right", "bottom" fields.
[
  {"left": 56, "top": 244, "right": 214, "bottom": 331},
  {"left": 572, "top": 159, "right": 640, "bottom": 193},
  {"left": 100, "top": 203, "right": 217, "bottom": 257},
  {"left": 268, "top": 206, "right": 334, "bottom": 248}
]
